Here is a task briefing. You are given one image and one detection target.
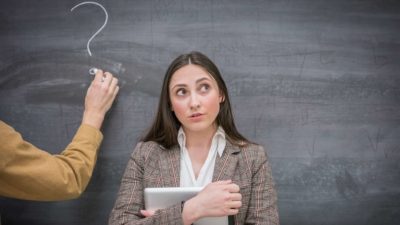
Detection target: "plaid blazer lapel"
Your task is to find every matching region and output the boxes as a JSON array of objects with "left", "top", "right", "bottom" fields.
[
  {"left": 158, "top": 145, "right": 181, "bottom": 187},
  {"left": 212, "top": 141, "right": 241, "bottom": 181}
]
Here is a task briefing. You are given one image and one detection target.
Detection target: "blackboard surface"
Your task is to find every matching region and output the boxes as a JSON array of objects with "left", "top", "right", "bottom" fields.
[{"left": 1, "top": 0, "right": 399, "bottom": 224}]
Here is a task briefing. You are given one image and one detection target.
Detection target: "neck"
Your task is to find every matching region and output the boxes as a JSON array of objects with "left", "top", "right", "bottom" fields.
[{"left": 184, "top": 125, "right": 217, "bottom": 151}]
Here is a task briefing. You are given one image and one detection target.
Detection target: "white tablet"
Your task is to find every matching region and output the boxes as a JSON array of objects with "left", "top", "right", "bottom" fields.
[{"left": 144, "top": 187, "right": 230, "bottom": 225}]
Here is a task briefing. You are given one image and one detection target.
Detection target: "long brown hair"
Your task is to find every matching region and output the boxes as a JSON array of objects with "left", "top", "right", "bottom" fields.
[{"left": 142, "top": 51, "right": 250, "bottom": 148}]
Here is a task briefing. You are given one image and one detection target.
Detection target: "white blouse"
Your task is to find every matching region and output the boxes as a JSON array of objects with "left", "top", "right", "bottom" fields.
[{"left": 178, "top": 126, "right": 226, "bottom": 187}]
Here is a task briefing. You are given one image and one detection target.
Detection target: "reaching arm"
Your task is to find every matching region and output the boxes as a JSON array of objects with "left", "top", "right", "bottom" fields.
[
  {"left": 0, "top": 70, "right": 119, "bottom": 201},
  {"left": 0, "top": 121, "right": 102, "bottom": 200}
]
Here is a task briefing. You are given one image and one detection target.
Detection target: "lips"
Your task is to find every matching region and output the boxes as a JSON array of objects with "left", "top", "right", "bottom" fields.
[{"left": 190, "top": 113, "right": 203, "bottom": 118}]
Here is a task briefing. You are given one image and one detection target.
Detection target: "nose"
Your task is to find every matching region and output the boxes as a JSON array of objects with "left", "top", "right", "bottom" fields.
[{"left": 189, "top": 93, "right": 200, "bottom": 110}]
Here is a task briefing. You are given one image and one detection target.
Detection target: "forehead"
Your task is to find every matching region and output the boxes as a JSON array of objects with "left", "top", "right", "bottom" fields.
[{"left": 169, "top": 64, "right": 216, "bottom": 87}]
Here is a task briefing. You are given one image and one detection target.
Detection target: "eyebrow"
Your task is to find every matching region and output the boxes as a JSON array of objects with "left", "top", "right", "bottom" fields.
[{"left": 170, "top": 77, "right": 211, "bottom": 90}]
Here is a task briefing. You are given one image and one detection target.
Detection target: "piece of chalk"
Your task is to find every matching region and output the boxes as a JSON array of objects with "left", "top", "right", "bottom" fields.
[{"left": 89, "top": 68, "right": 98, "bottom": 75}]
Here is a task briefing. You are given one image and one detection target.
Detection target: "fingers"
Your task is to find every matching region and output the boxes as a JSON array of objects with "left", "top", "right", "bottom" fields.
[
  {"left": 226, "top": 191, "right": 242, "bottom": 210},
  {"left": 222, "top": 183, "right": 241, "bottom": 214},
  {"left": 140, "top": 209, "right": 155, "bottom": 217},
  {"left": 113, "top": 85, "right": 120, "bottom": 99},
  {"left": 101, "top": 71, "right": 114, "bottom": 86},
  {"left": 92, "top": 70, "right": 120, "bottom": 97},
  {"left": 229, "top": 192, "right": 242, "bottom": 201},
  {"left": 107, "top": 73, "right": 119, "bottom": 104},
  {"left": 225, "top": 183, "right": 239, "bottom": 193},
  {"left": 109, "top": 73, "right": 119, "bottom": 93},
  {"left": 225, "top": 192, "right": 242, "bottom": 216},
  {"left": 93, "top": 70, "right": 118, "bottom": 87},
  {"left": 226, "top": 208, "right": 239, "bottom": 215},
  {"left": 200, "top": 180, "right": 242, "bottom": 217},
  {"left": 226, "top": 196, "right": 242, "bottom": 208},
  {"left": 212, "top": 180, "right": 239, "bottom": 192},
  {"left": 94, "top": 69, "right": 104, "bottom": 83},
  {"left": 213, "top": 180, "right": 232, "bottom": 185}
]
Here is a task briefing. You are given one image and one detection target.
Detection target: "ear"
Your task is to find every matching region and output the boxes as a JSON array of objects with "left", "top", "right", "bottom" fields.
[{"left": 219, "top": 94, "right": 225, "bottom": 103}]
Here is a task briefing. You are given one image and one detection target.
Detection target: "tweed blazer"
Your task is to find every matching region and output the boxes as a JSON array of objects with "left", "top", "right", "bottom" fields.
[{"left": 109, "top": 140, "right": 279, "bottom": 225}]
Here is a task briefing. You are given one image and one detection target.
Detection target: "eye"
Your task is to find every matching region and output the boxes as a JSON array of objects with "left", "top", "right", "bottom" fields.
[
  {"left": 199, "top": 83, "right": 210, "bottom": 93},
  {"left": 176, "top": 88, "right": 187, "bottom": 96}
]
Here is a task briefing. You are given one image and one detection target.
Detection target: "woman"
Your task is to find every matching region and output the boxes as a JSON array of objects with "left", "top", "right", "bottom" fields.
[{"left": 109, "top": 52, "right": 279, "bottom": 225}]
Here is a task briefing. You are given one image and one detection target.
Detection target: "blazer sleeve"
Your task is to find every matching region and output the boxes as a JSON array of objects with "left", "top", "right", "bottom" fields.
[
  {"left": 108, "top": 142, "right": 184, "bottom": 225},
  {"left": 0, "top": 120, "right": 103, "bottom": 201},
  {"left": 245, "top": 145, "right": 280, "bottom": 225}
]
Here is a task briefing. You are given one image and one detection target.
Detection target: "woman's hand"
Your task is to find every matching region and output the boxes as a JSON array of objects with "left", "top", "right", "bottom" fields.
[
  {"left": 182, "top": 180, "right": 242, "bottom": 225},
  {"left": 140, "top": 209, "right": 155, "bottom": 217}
]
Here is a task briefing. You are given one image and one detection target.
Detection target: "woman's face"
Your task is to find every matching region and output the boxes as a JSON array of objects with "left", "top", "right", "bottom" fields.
[{"left": 169, "top": 64, "right": 223, "bottom": 134}]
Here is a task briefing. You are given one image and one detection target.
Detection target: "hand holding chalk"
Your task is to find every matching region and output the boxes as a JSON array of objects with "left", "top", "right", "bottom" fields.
[
  {"left": 83, "top": 69, "right": 120, "bottom": 129},
  {"left": 89, "top": 67, "right": 105, "bottom": 82}
]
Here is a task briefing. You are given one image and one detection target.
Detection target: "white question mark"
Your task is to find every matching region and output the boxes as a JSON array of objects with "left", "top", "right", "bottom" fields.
[{"left": 71, "top": 1, "right": 108, "bottom": 75}]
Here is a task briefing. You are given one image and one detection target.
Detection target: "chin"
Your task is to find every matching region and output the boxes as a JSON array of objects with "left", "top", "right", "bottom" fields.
[{"left": 182, "top": 122, "right": 216, "bottom": 133}]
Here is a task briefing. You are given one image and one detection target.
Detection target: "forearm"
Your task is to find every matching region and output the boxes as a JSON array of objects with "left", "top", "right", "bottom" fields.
[
  {"left": 55, "top": 124, "right": 103, "bottom": 197},
  {"left": 82, "top": 109, "right": 105, "bottom": 130},
  {"left": 0, "top": 121, "right": 103, "bottom": 201}
]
